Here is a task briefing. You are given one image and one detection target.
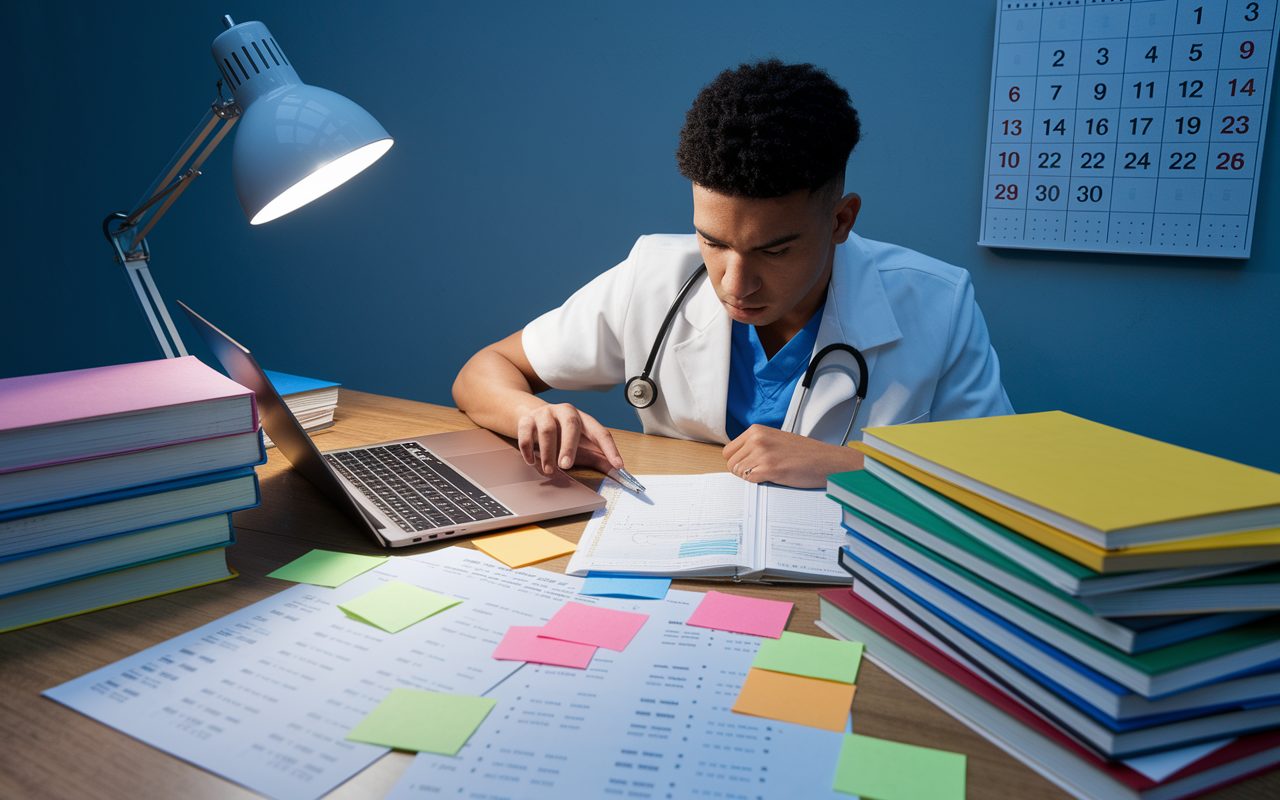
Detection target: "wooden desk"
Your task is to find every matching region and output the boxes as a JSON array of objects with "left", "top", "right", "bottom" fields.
[{"left": 0, "top": 390, "right": 1274, "bottom": 800}]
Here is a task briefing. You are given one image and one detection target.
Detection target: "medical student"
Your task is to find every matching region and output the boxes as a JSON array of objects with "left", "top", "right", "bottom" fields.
[{"left": 453, "top": 59, "right": 1014, "bottom": 489}]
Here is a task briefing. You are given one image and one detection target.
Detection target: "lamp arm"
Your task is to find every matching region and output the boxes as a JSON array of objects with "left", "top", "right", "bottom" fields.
[{"left": 102, "top": 88, "right": 241, "bottom": 359}]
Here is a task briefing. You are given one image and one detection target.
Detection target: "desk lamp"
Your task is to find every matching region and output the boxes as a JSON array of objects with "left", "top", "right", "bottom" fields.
[{"left": 102, "top": 15, "right": 392, "bottom": 358}]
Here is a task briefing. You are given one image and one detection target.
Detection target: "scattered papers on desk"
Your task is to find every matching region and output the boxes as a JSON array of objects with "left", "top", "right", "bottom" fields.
[
  {"left": 752, "top": 631, "right": 863, "bottom": 684},
  {"left": 492, "top": 625, "right": 597, "bottom": 669},
  {"left": 832, "top": 733, "right": 966, "bottom": 800},
  {"left": 385, "top": 563, "right": 851, "bottom": 800},
  {"left": 685, "top": 590, "right": 792, "bottom": 638},
  {"left": 344, "top": 688, "right": 496, "bottom": 755},
  {"left": 581, "top": 572, "right": 671, "bottom": 599},
  {"left": 267, "top": 549, "right": 387, "bottom": 588},
  {"left": 537, "top": 600, "right": 648, "bottom": 651},
  {"left": 338, "top": 580, "right": 461, "bottom": 633},
  {"left": 45, "top": 547, "right": 856, "bottom": 800},
  {"left": 471, "top": 525, "right": 576, "bottom": 568},
  {"left": 732, "top": 667, "right": 857, "bottom": 732},
  {"left": 567, "top": 474, "right": 850, "bottom": 582},
  {"left": 42, "top": 549, "right": 555, "bottom": 800}
]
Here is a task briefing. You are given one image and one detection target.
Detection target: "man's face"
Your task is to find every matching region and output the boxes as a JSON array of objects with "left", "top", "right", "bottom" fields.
[{"left": 692, "top": 184, "right": 859, "bottom": 334}]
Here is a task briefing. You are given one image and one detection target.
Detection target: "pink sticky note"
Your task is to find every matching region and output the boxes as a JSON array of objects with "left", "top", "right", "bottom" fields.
[
  {"left": 492, "top": 626, "right": 597, "bottom": 669},
  {"left": 685, "top": 591, "right": 793, "bottom": 639},
  {"left": 536, "top": 601, "right": 649, "bottom": 652}
]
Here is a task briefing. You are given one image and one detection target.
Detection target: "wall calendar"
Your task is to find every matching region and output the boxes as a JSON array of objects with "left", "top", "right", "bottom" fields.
[{"left": 979, "top": 0, "right": 1279, "bottom": 257}]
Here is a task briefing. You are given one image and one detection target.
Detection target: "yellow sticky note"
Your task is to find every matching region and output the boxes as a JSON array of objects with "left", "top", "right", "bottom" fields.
[
  {"left": 731, "top": 667, "right": 857, "bottom": 732},
  {"left": 472, "top": 526, "right": 576, "bottom": 568},
  {"left": 338, "top": 580, "right": 461, "bottom": 633}
]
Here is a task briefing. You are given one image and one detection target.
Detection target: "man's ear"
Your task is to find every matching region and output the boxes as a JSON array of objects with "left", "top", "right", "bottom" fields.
[{"left": 831, "top": 193, "right": 861, "bottom": 244}]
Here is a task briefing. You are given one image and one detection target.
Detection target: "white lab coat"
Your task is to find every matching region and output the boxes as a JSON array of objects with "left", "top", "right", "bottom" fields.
[{"left": 523, "top": 233, "right": 1014, "bottom": 445}]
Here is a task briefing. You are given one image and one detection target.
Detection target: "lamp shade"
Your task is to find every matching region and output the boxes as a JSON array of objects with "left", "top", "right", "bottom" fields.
[{"left": 212, "top": 20, "right": 392, "bottom": 225}]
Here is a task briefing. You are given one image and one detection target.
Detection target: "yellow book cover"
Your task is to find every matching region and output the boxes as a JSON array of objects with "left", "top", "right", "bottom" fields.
[
  {"left": 859, "top": 411, "right": 1280, "bottom": 548},
  {"left": 852, "top": 443, "right": 1280, "bottom": 573}
]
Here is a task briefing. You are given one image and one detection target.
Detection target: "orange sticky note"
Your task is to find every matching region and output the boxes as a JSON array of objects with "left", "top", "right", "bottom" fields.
[
  {"left": 472, "top": 526, "right": 576, "bottom": 568},
  {"left": 731, "top": 668, "right": 857, "bottom": 732}
]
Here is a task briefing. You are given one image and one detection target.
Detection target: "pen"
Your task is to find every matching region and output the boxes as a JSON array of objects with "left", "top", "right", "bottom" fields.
[{"left": 607, "top": 467, "right": 646, "bottom": 494}]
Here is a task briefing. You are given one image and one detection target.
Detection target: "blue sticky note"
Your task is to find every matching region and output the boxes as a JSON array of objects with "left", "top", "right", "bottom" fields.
[{"left": 581, "top": 573, "right": 671, "bottom": 600}]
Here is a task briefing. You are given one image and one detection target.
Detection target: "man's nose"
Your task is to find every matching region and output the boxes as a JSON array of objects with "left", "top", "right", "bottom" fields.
[{"left": 720, "top": 252, "right": 755, "bottom": 298}]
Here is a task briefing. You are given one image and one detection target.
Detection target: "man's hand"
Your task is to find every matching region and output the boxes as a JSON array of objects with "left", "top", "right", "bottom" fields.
[
  {"left": 517, "top": 403, "right": 624, "bottom": 476},
  {"left": 722, "top": 425, "right": 864, "bottom": 488}
]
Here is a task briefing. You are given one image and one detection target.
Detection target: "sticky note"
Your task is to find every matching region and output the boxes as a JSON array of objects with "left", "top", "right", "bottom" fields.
[
  {"left": 492, "top": 625, "right": 597, "bottom": 669},
  {"left": 581, "top": 573, "right": 671, "bottom": 600},
  {"left": 266, "top": 549, "right": 387, "bottom": 587},
  {"left": 833, "top": 733, "right": 966, "bottom": 800},
  {"left": 684, "top": 591, "right": 792, "bottom": 638},
  {"left": 345, "top": 688, "right": 496, "bottom": 755},
  {"left": 338, "top": 580, "right": 461, "bottom": 633},
  {"left": 731, "top": 668, "right": 857, "bottom": 732},
  {"left": 752, "top": 632, "right": 863, "bottom": 684},
  {"left": 537, "top": 601, "right": 649, "bottom": 652},
  {"left": 472, "top": 525, "right": 577, "bottom": 568}
]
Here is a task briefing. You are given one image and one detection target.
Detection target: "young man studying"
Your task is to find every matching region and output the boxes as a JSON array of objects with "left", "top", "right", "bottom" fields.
[{"left": 453, "top": 60, "right": 1013, "bottom": 489}]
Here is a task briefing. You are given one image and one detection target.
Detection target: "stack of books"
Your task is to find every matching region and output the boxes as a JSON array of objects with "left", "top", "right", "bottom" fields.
[
  {"left": 0, "top": 357, "right": 264, "bottom": 632},
  {"left": 260, "top": 370, "right": 340, "bottom": 448},
  {"left": 819, "top": 411, "right": 1280, "bottom": 800}
]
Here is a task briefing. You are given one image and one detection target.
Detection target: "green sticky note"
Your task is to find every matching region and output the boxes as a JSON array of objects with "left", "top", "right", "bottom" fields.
[
  {"left": 338, "top": 580, "right": 462, "bottom": 633},
  {"left": 345, "top": 688, "right": 497, "bottom": 755},
  {"left": 751, "top": 631, "right": 863, "bottom": 684},
  {"left": 833, "top": 733, "right": 966, "bottom": 800},
  {"left": 267, "top": 549, "right": 388, "bottom": 588}
]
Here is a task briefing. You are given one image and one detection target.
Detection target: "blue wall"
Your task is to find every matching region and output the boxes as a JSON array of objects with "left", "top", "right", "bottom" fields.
[{"left": 6, "top": 2, "right": 1279, "bottom": 470}]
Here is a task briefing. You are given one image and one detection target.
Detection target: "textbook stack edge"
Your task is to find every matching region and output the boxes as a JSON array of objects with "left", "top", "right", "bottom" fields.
[
  {"left": 821, "top": 411, "right": 1280, "bottom": 800},
  {"left": 0, "top": 357, "right": 265, "bottom": 632},
  {"left": 260, "top": 370, "right": 340, "bottom": 449}
]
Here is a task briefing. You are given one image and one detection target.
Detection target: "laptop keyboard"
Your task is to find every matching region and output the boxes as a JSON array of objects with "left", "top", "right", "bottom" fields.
[{"left": 325, "top": 441, "right": 513, "bottom": 532}]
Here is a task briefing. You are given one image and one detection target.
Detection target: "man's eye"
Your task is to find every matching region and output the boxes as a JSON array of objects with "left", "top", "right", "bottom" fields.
[{"left": 762, "top": 248, "right": 788, "bottom": 257}]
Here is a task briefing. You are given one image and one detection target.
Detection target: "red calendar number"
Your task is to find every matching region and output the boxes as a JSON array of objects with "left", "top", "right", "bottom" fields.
[
  {"left": 1228, "top": 78, "right": 1256, "bottom": 97},
  {"left": 1216, "top": 153, "right": 1246, "bottom": 170},
  {"left": 994, "top": 183, "right": 1019, "bottom": 200},
  {"left": 1220, "top": 115, "right": 1250, "bottom": 134}
]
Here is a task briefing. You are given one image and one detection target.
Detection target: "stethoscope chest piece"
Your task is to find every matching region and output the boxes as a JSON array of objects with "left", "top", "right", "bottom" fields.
[{"left": 625, "top": 376, "right": 657, "bottom": 409}]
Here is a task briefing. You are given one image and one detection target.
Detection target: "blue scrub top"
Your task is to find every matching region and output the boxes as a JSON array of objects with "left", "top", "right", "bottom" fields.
[{"left": 725, "top": 303, "right": 826, "bottom": 440}]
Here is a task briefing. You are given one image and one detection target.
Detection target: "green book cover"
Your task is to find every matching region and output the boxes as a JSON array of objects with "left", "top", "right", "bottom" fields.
[
  {"left": 830, "top": 468, "right": 1099, "bottom": 585},
  {"left": 840, "top": 502, "right": 1280, "bottom": 677}
]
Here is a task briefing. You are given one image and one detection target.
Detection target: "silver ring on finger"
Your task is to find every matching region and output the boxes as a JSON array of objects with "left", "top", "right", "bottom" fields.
[{"left": 742, "top": 467, "right": 754, "bottom": 477}]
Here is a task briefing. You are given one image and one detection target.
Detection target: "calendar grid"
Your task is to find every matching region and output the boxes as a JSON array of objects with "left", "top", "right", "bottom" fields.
[{"left": 978, "top": 0, "right": 1279, "bottom": 258}]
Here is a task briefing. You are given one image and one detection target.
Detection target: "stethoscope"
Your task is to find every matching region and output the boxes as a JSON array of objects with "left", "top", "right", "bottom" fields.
[{"left": 624, "top": 264, "right": 869, "bottom": 446}]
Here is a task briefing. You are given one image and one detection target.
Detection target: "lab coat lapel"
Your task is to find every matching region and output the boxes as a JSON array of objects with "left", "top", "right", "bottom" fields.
[
  {"left": 669, "top": 275, "right": 733, "bottom": 444},
  {"left": 785, "top": 236, "right": 903, "bottom": 441}
]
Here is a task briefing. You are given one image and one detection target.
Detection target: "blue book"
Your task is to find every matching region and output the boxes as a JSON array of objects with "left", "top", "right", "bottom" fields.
[
  {"left": 0, "top": 429, "right": 265, "bottom": 513},
  {"left": 0, "top": 514, "right": 235, "bottom": 599},
  {"left": 262, "top": 370, "right": 340, "bottom": 396},
  {"left": 0, "top": 467, "right": 260, "bottom": 559}
]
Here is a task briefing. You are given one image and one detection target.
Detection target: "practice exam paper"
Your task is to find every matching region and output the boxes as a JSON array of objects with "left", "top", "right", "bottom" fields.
[{"left": 43, "top": 548, "right": 583, "bottom": 800}]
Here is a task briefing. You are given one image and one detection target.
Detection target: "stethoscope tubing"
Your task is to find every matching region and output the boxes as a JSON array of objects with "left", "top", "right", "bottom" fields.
[{"left": 625, "top": 262, "right": 869, "bottom": 444}]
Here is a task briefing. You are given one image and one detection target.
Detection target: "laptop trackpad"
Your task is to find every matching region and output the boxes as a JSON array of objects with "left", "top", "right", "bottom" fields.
[{"left": 448, "top": 450, "right": 568, "bottom": 489}]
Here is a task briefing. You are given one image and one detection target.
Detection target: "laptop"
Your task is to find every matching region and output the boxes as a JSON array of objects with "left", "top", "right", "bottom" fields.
[{"left": 178, "top": 301, "right": 606, "bottom": 548}]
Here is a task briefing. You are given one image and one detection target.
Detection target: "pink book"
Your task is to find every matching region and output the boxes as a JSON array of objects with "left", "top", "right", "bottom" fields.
[{"left": 0, "top": 357, "right": 258, "bottom": 473}]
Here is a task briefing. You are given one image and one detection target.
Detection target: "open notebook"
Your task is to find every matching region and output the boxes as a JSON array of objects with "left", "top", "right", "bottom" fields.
[{"left": 566, "top": 474, "right": 850, "bottom": 583}]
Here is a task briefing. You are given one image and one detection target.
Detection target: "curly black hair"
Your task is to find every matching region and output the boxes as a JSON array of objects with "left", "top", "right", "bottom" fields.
[{"left": 676, "top": 59, "right": 861, "bottom": 199}]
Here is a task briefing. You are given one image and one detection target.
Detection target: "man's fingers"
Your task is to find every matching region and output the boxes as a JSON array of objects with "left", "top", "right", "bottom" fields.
[
  {"left": 557, "top": 412, "right": 583, "bottom": 470},
  {"left": 535, "top": 414, "right": 560, "bottom": 474},
  {"left": 582, "top": 418, "right": 624, "bottom": 469},
  {"left": 517, "top": 415, "right": 537, "bottom": 465}
]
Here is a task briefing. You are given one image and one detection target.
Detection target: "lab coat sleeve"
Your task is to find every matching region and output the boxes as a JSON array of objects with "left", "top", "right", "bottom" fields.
[
  {"left": 521, "top": 254, "right": 636, "bottom": 392},
  {"left": 930, "top": 273, "right": 1015, "bottom": 420}
]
